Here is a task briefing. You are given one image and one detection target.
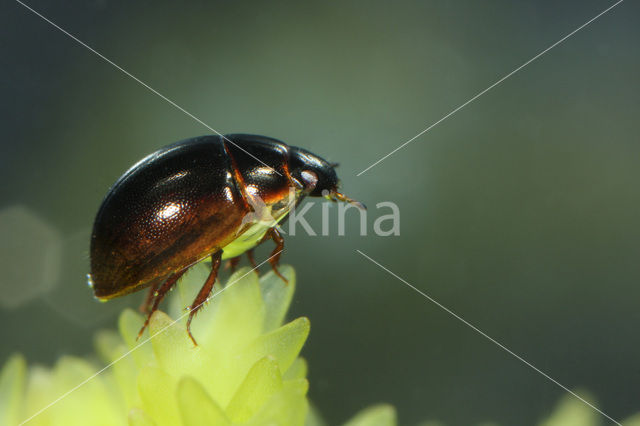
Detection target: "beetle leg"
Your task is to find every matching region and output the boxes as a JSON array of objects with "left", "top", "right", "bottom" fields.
[
  {"left": 137, "top": 269, "right": 187, "bottom": 340},
  {"left": 266, "top": 227, "right": 288, "bottom": 284},
  {"left": 139, "top": 279, "right": 160, "bottom": 314},
  {"left": 186, "top": 250, "right": 223, "bottom": 346},
  {"left": 246, "top": 249, "right": 258, "bottom": 271},
  {"left": 226, "top": 256, "right": 241, "bottom": 273}
]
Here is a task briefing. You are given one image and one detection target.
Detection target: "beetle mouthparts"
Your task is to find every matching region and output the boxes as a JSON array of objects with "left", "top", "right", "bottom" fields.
[{"left": 330, "top": 191, "right": 367, "bottom": 210}]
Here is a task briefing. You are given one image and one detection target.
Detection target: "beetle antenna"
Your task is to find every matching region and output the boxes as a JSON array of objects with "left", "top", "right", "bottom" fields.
[{"left": 331, "top": 191, "right": 366, "bottom": 210}]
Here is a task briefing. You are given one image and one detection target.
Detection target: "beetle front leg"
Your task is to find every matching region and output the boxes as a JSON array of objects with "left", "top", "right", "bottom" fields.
[
  {"left": 266, "top": 227, "right": 288, "bottom": 284},
  {"left": 186, "top": 250, "right": 222, "bottom": 346}
]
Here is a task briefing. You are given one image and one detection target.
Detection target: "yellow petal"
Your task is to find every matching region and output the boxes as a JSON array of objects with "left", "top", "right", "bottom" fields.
[
  {"left": 282, "top": 377, "right": 308, "bottom": 396},
  {"left": 539, "top": 391, "right": 599, "bottom": 426},
  {"left": 623, "top": 413, "right": 640, "bottom": 426},
  {"left": 118, "top": 309, "right": 153, "bottom": 367},
  {"left": 343, "top": 404, "right": 397, "bottom": 426},
  {"left": 225, "top": 356, "right": 283, "bottom": 422},
  {"left": 137, "top": 366, "right": 180, "bottom": 426},
  {"left": 94, "top": 330, "right": 140, "bottom": 409},
  {"left": 22, "top": 366, "right": 54, "bottom": 426},
  {"left": 196, "top": 267, "right": 265, "bottom": 353},
  {"left": 170, "top": 261, "right": 211, "bottom": 318},
  {"left": 241, "top": 317, "right": 310, "bottom": 375},
  {"left": 260, "top": 265, "right": 296, "bottom": 332},
  {"left": 305, "top": 403, "right": 327, "bottom": 426},
  {"left": 0, "top": 354, "right": 26, "bottom": 426},
  {"left": 128, "top": 407, "right": 156, "bottom": 426},
  {"left": 245, "top": 377, "right": 308, "bottom": 426},
  {"left": 176, "top": 377, "right": 230, "bottom": 426},
  {"left": 94, "top": 330, "right": 124, "bottom": 363},
  {"left": 147, "top": 310, "right": 209, "bottom": 378},
  {"left": 43, "top": 356, "right": 125, "bottom": 426},
  {"left": 283, "top": 357, "right": 307, "bottom": 381}
]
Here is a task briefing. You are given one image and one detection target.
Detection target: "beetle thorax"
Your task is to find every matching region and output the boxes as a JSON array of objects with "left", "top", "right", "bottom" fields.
[{"left": 221, "top": 185, "right": 301, "bottom": 259}]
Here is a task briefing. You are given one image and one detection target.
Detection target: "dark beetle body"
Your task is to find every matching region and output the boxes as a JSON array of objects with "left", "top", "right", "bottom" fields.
[{"left": 89, "top": 134, "right": 362, "bottom": 344}]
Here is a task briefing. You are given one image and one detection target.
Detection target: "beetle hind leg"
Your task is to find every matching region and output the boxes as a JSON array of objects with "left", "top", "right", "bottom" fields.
[
  {"left": 139, "top": 278, "right": 161, "bottom": 314},
  {"left": 186, "top": 250, "right": 223, "bottom": 346},
  {"left": 137, "top": 269, "right": 187, "bottom": 340}
]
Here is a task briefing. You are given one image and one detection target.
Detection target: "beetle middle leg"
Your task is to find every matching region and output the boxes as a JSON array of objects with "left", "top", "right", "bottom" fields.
[
  {"left": 246, "top": 249, "right": 258, "bottom": 270},
  {"left": 225, "top": 256, "right": 241, "bottom": 273},
  {"left": 137, "top": 269, "right": 187, "bottom": 340},
  {"left": 264, "top": 227, "right": 288, "bottom": 283},
  {"left": 186, "top": 250, "right": 223, "bottom": 346},
  {"left": 225, "top": 250, "right": 258, "bottom": 275}
]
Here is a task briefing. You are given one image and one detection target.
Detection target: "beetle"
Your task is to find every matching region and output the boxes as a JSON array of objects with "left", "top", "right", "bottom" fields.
[{"left": 89, "top": 134, "right": 364, "bottom": 344}]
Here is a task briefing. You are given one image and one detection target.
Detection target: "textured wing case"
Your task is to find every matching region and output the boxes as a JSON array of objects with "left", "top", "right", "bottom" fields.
[{"left": 90, "top": 136, "right": 246, "bottom": 298}]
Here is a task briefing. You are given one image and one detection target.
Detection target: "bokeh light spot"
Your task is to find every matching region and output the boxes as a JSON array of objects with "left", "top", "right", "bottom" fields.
[{"left": 0, "top": 205, "right": 62, "bottom": 309}]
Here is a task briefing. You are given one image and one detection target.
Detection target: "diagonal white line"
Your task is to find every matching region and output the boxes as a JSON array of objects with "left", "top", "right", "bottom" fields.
[
  {"left": 14, "top": 0, "right": 282, "bottom": 176},
  {"left": 18, "top": 250, "right": 283, "bottom": 425},
  {"left": 356, "top": 0, "right": 624, "bottom": 176},
  {"left": 356, "top": 249, "right": 621, "bottom": 426}
]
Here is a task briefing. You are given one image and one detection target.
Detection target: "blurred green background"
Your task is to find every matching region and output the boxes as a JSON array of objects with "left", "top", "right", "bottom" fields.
[{"left": 1, "top": 0, "right": 639, "bottom": 424}]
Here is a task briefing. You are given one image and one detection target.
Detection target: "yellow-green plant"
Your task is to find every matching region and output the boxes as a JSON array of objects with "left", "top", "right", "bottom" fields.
[
  {"left": 7, "top": 261, "right": 629, "bottom": 426},
  {"left": 0, "top": 264, "right": 395, "bottom": 426}
]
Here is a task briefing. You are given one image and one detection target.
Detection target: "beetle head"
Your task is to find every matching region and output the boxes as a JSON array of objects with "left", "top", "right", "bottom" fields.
[{"left": 288, "top": 146, "right": 365, "bottom": 210}]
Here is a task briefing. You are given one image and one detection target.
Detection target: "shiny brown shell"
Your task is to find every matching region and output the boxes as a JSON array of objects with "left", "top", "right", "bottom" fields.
[{"left": 89, "top": 134, "right": 340, "bottom": 300}]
